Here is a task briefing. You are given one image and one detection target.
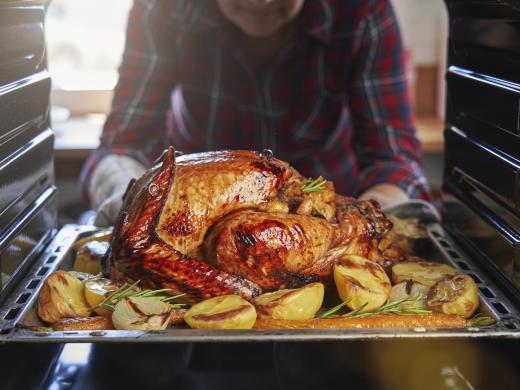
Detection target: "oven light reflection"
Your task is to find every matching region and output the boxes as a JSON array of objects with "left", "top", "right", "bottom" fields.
[{"left": 59, "top": 343, "right": 92, "bottom": 366}]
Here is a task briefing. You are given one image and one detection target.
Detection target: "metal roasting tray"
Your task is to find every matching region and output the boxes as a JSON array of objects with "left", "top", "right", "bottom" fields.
[{"left": 1, "top": 204, "right": 520, "bottom": 342}]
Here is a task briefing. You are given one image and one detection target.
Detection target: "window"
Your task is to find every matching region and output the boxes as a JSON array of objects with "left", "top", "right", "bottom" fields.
[{"left": 46, "top": 0, "right": 132, "bottom": 115}]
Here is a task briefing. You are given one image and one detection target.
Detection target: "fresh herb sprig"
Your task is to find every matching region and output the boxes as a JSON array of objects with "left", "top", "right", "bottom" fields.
[
  {"left": 130, "top": 289, "right": 186, "bottom": 307},
  {"left": 94, "top": 281, "right": 186, "bottom": 312},
  {"left": 343, "top": 302, "right": 370, "bottom": 317},
  {"left": 319, "top": 299, "right": 352, "bottom": 318},
  {"left": 320, "top": 295, "right": 431, "bottom": 319},
  {"left": 95, "top": 280, "right": 140, "bottom": 312},
  {"left": 344, "top": 295, "right": 432, "bottom": 318},
  {"left": 301, "top": 176, "right": 327, "bottom": 193}
]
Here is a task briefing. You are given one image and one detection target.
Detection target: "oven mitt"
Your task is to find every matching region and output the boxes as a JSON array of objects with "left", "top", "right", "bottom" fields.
[
  {"left": 382, "top": 199, "right": 441, "bottom": 224},
  {"left": 89, "top": 154, "right": 146, "bottom": 227}
]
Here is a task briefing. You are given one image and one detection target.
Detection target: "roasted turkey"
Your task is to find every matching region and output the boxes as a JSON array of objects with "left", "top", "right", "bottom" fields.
[{"left": 106, "top": 147, "right": 400, "bottom": 302}]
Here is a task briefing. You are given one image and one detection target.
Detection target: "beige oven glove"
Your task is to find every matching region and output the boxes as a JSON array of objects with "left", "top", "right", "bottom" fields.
[{"left": 89, "top": 154, "right": 146, "bottom": 227}]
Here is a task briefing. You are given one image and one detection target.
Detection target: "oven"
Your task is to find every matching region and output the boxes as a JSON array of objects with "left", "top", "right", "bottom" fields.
[{"left": 1, "top": 0, "right": 520, "bottom": 388}]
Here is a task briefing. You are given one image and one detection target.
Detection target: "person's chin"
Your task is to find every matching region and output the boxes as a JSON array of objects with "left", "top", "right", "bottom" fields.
[{"left": 238, "top": 21, "right": 282, "bottom": 38}]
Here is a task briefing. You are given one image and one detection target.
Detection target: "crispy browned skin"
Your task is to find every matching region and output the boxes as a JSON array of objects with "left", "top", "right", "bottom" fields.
[
  {"left": 157, "top": 151, "right": 289, "bottom": 254},
  {"left": 203, "top": 196, "right": 393, "bottom": 289},
  {"left": 335, "top": 196, "right": 392, "bottom": 259},
  {"left": 107, "top": 148, "right": 290, "bottom": 302},
  {"left": 204, "top": 211, "right": 335, "bottom": 289},
  {"left": 299, "top": 196, "right": 394, "bottom": 279},
  {"left": 254, "top": 314, "right": 467, "bottom": 329},
  {"left": 107, "top": 147, "right": 397, "bottom": 301}
]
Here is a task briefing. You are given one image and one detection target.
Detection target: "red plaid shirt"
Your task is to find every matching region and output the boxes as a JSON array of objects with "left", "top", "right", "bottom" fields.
[{"left": 81, "top": 0, "right": 430, "bottom": 202}]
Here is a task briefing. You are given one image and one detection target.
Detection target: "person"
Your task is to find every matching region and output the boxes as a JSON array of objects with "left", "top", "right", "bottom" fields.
[{"left": 81, "top": 0, "right": 431, "bottom": 226}]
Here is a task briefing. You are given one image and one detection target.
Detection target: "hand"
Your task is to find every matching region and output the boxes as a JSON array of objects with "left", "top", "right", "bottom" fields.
[
  {"left": 89, "top": 154, "right": 146, "bottom": 227},
  {"left": 93, "top": 190, "right": 125, "bottom": 227},
  {"left": 358, "top": 183, "right": 408, "bottom": 209}
]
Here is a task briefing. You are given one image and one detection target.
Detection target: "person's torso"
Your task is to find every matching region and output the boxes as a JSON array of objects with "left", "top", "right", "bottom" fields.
[{"left": 165, "top": 0, "right": 366, "bottom": 195}]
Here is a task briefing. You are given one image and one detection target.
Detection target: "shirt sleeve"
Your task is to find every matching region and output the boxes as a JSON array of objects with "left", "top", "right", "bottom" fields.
[
  {"left": 80, "top": 0, "right": 177, "bottom": 203},
  {"left": 348, "top": 0, "right": 431, "bottom": 200}
]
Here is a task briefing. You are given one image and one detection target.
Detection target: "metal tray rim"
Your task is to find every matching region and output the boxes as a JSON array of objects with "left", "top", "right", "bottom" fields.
[{"left": 1, "top": 223, "right": 520, "bottom": 343}]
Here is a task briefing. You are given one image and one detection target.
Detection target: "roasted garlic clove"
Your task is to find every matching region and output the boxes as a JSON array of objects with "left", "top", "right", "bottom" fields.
[
  {"left": 427, "top": 274, "right": 479, "bottom": 318},
  {"left": 389, "top": 280, "right": 429, "bottom": 309},
  {"left": 112, "top": 297, "right": 172, "bottom": 330}
]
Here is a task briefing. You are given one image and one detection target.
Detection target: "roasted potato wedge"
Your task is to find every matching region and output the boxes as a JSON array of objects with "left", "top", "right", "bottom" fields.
[
  {"left": 73, "top": 241, "right": 109, "bottom": 274},
  {"left": 333, "top": 255, "right": 391, "bottom": 312},
  {"left": 427, "top": 274, "right": 479, "bottom": 318},
  {"left": 389, "top": 280, "right": 429, "bottom": 309},
  {"left": 84, "top": 278, "right": 120, "bottom": 318},
  {"left": 73, "top": 229, "right": 112, "bottom": 250},
  {"left": 391, "top": 261, "right": 459, "bottom": 288},
  {"left": 184, "top": 295, "right": 256, "bottom": 329},
  {"left": 252, "top": 282, "right": 324, "bottom": 320},
  {"left": 112, "top": 296, "right": 172, "bottom": 330},
  {"left": 37, "top": 271, "right": 91, "bottom": 324},
  {"left": 54, "top": 316, "right": 114, "bottom": 331},
  {"left": 387, "top": 216, "right": 427, "bottom": 239}
]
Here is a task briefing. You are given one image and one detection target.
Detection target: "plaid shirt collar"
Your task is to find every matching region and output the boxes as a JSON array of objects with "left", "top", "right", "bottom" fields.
[
  {"left": 304, "top": 0, "right": 334, "bottom": 44},
  {"left": 185, "top": 0, "right": 334, "bottom": 44}
]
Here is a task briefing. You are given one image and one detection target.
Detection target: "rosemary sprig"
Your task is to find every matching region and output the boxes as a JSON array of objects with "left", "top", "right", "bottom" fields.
[
  {"left": 467, "top": 314, "right": 495, "bottom": 327},
  {"left": 345, "top": 295, "right": 432, "bottom": 318},
  {"left": 343, "top": 302, "right": 369, "bottom": 317},
  {"left": 322, "top": 296, "right": 495, "bottom": 326},
  {"left": 321, "top": 295, "right": 430, "bottom": 319},
  {"left": 319, "top": 299, "right": 352, "bottom": 318},
  {"left": 131, "top": 289, "right": 186, "bottom": 309},
  {"left": 96, "top": 280, "right": 140, "bottom": 312},
  {"left": 301, "top": 176, "right": 327, "bottom": 193},
  {"left": 161, "top": 294, "right": 187, "bottom": 303},
  {"left": 93, "top": 281, "right": 186, "bottom": 312}
]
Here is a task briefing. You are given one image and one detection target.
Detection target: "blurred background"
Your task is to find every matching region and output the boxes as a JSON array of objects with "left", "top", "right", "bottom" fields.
[{"left": 47, "top": 0, "right": 448, "bottom": 224}]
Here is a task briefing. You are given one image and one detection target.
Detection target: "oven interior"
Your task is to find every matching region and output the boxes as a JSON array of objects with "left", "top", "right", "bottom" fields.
[{"left": 1, "top": 0, "right": 520, "bottom": 342}]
